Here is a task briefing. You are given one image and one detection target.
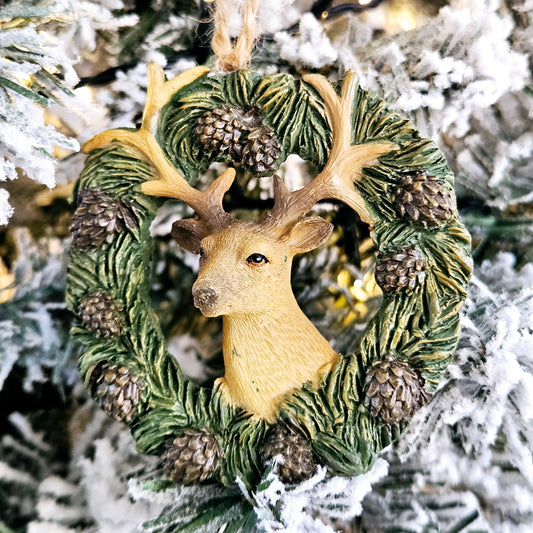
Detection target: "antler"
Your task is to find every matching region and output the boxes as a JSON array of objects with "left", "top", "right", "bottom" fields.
[
  {"left": 264, "top": 71, "right": 396, "bottom": 232},
  {"left": 83, "top": 63, "right": 236, "bottom": 236}
]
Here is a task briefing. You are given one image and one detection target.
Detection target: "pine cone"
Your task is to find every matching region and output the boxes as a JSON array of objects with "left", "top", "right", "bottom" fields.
[
  {"left": 195, "top": 105, "right": 281, "bottom": 173},
  {"left": 79, "top": 290, "right": 124, "bottom": 337},
  {"left": 365, "top": 358, "right": 430, "bottom": 424},
  {"left": 375, "top": 248, "right": 426, "bottom": 293},
  {"left": 70, "top": 188, "right": 137, "bottom": 251},
  {"left": 92, "top": 363, "right": 145, "bottom": 423},
  {"left": 241, "top": 124, "right": 281, "bottom": 173},
  {"left": 263, "top": 425, "right": 315, "bottom": 484},
  {"left": 397, "top": 169, "right": 454, "bottom": 228},
  {"left": 163, "top": 429, "right": 221, "bottom": 484},
  {"left": 195, "top": 105, "right": 251, "bottom": 156}
]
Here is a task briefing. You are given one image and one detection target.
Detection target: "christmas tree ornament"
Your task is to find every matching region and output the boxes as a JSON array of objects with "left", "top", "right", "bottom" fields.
[
  {"left": 240, "top": 121, "right": 281, "bottom": 173},
  {"left": 196, "top": 105, "right": 249, "bottom": 154},
  {"left": 66, "top": 0, "right": 471, "bottom": 492}
]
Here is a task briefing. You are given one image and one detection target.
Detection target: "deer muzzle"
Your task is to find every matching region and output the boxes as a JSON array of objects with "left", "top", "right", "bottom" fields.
[{"left": 192, "top": 286, "right": 218, "bottom": 313}]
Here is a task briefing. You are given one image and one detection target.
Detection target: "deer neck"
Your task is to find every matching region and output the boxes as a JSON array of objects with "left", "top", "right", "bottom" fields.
[{"left": 219, "top": 294, "right": 339, "bottom": 423}]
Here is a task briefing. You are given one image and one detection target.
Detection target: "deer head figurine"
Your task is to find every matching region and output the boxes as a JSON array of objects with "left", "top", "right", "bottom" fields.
[
  {"left": 171, "top": 178, "right": 340, "bottom": 423},
  {"left": 84, "top": 65, "right": 396, "bottom": 423}
]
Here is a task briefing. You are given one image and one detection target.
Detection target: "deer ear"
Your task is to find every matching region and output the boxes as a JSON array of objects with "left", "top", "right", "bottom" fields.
[
  {"left": 171, "top": 219, "right": 206, "bottom": 254},
  {"left": 285, "top": 216, "right": 333, "bottom": 254}
]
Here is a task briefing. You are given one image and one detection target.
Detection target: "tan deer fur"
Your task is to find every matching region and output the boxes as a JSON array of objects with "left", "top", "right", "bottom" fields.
[
  {"left": 84, "top": 63, "right": 397, "bottom": 422},
  {"left": 191, "top": 221, "right": 339, "bottom": 422}
]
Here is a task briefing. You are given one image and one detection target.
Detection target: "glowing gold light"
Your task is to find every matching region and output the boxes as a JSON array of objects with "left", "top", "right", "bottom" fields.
[
  {"left": 43, "top": 110, "right": 62, "bottom": 128},
  {"left": 385, "top": 1, "right": 419, "bottom": 34},
  {"left": 0, "top": 259, "right": 15, "bottom": 304},
  {"left": 337, "top": 269, "right": 351, "bottom": 288},
  {"left": 17, "top": 72, "right": 33, "bottom": 87},
  {"left": 350, "top": 271, "right": 379, "bottom": 302},
  {"left": 73, "top": 86, "right": 94, "bottom": 103},
  {"left": 396, "top": 9, "right": 416, "bottom": 31},
  {"left": 331, "top": 254, "right": 382, "bottom": 325}
]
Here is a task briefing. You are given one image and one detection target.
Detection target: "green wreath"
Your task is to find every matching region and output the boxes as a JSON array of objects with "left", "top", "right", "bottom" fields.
[{"left": 66, "top": 65, "right": 471, "bottom": 490}]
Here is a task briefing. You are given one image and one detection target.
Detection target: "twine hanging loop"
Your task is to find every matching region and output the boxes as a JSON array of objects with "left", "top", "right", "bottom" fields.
[{"left": 211, "top": 0, "right": 259, "bottom": 72}]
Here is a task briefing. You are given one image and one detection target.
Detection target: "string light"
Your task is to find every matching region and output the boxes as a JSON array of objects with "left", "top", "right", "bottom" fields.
[
  {"left": 0, "top": 259, "right": 15, "bottom": 304},
  {"left": 17, "top": 72, "right": 33, "bottom": 87},
  {"left": 330, "top": 243, "right": 383, "bottom": 326},
  {"left": 385, "top": 1, "right": 419, "bottom": 33},
  {"left": 395, "top": 8, "right": 417, "bottom": 31},
  {"left": 73, "top": 85, "right": 93, "bottom": 103}
]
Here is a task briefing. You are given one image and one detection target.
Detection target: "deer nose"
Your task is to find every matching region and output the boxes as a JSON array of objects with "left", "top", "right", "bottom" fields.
[{"left": 192, "top": 286, "right": 218, "bottom": 308}]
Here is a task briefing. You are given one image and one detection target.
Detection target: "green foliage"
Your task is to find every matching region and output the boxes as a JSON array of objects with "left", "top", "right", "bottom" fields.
[
  {"left": 118, "top": 0, "right": 198, "bottom": 64},
  {"left": 361, "top": 459, "right": 491, "bottom": 532},
  {"left": 280, "top": 355, "right": 395, "bottom": 477},
  {"left": 139, "top": 459, "right": 289, "bottom": 532},
  {"left": 0, "top": 6, "right": 77, "bottom": 107},
  {"left": 0, "top": 229, "right": 76, "bottom": 393},
  {"left": 156, "top": 70, "right": 330, "bottom": 181},
  {"left": 142, "top": 487, "right": 250, "bottom": 533}
]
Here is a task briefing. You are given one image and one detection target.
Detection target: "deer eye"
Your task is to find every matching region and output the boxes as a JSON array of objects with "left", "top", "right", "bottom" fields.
[{"left": 246, "top": 253, "right": 269, "bottom": 266}]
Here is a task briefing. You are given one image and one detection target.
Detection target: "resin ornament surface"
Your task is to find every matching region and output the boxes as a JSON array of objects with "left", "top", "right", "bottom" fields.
[{"left": 67, "top": 64, "right": 472, "bottom": 487}]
